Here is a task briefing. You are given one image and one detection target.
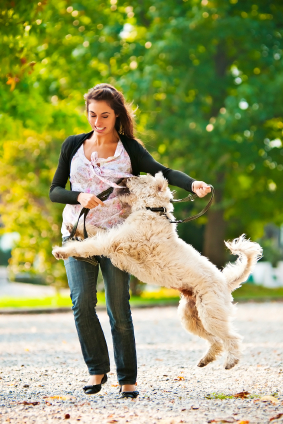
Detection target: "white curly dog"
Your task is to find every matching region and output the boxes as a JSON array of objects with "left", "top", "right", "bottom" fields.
[{"left": 53, "top": 172, "right": 262, "bottom": 370}]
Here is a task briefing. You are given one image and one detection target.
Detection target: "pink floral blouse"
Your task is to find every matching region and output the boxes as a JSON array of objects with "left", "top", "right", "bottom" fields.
[{"left": 61, "top": 140, "right": 133, "bottom": 237}]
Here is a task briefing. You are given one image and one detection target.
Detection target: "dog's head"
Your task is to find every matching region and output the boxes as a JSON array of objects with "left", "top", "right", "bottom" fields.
[{"left": 119, "top": 172, "right": 174, "bottom": 212}]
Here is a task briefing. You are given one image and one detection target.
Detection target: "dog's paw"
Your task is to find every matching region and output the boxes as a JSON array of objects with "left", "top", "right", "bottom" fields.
[
  {"left": 224, "top": 356, "right": 239, "bottom": 370},
  {"left": 52, "top": 247, "right": 70, "bottom": 260},
  {"left": 197, "top": 359, "right": 209, "bottom": 368}
]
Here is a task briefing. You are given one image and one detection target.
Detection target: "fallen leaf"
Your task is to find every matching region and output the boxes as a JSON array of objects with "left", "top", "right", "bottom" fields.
[
  {"left": 260, "top": 396, "right": 279, "bottom": 404},
  {"left": 208, "top": 419, "right": 236, "bottom": 423},
  {"left": 44, "top": 395, "right": 75, "bottom": 401},
  {"left": 233, "top": 392, "right": 250, "bottom": 399},
  {"left": 23, "top": 384, "right": 29, "bottom": 388},
  {"left": 111, "top": 384, "right": 119, "bottom": 387},
  {"left": 20, "top": 401, "right": 40, "bottom": 406},
  {"left": 64, "top": 414, "right": 70, "bottom": 419},
  {"left": 237, "top": 421, "right": 249, "bottom": 424},
  {"left": 174, "top": 376, "right": 185, "bottom": 381},
  {"left": 270, "top": 413, "right": 283, "bottom": 421}
]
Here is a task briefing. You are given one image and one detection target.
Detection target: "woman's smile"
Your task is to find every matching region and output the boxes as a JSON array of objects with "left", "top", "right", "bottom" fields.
[{"left": 95, "top": 126, "right": 106, "bottom": 133}]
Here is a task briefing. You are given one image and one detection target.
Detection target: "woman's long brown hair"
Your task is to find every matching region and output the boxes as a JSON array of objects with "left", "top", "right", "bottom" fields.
[{"left": 84, "top": 83, "right": 138, "bottom": 141}]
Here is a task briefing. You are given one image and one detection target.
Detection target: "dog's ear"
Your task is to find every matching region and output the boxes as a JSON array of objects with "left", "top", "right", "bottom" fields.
[{"left": 155, "top": 172, "right": 168, "bottom": 192}]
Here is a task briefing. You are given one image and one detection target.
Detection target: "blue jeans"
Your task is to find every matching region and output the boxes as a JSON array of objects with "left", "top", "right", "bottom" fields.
[{"left": 63, "top": 248, "right": 137, "bottom": 385}]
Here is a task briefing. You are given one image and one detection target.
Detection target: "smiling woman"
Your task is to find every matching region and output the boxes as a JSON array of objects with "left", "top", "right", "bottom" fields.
[{"left": 49, "top": 82, "right": 211, "bottom": 399}]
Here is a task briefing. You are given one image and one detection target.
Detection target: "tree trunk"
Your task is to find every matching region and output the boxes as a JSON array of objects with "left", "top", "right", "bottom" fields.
[
  {"left": 203, "top": 175, "right": 227, "bottom": 268},
  {"left": 203, "top": 44, "right": 230, "bottom": 268}
]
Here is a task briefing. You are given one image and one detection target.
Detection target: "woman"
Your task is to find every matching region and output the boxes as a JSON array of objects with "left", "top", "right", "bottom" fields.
[{"left": 49, "top": 83, "right": 211, "bottom": 398}]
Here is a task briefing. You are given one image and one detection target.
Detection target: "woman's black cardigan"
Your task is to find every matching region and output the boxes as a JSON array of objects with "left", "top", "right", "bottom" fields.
[{"left": 49, "top": 131, "right": 195, "bottom": 205}]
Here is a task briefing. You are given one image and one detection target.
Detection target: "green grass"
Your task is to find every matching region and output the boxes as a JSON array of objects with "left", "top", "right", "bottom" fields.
[
  {"left": 0, "top": 289, "right": 180, "bottom": 309},
  {"left": 233, "top": 283, "right": 283, "bottom": 301},
  {"left": 206, "top": 392, "right": 235, "bottom": 400},
  {"left": 0, "top": 284, "right": 282, "bottom": 309}
]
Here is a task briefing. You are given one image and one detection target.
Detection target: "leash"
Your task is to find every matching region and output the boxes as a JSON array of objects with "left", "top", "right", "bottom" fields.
[
  {"left": 69, "top": 181, "right": 215, "bottom": 240},
  {"left": 146, "top": 185, "right": 214, "bottom": 224}
]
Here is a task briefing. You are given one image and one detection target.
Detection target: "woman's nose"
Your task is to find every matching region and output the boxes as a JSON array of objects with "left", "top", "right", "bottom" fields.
[{"left": 95, "top": 117, "right": 103, "bottom": 127}]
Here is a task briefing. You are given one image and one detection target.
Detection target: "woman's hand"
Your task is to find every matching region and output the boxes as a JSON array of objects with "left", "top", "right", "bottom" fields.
[
  {"left": 192, "top": 181, "right": 211, "bottom": 198},
  {"left": 77, "top": 193, "right": 105, "bottom": 209}
]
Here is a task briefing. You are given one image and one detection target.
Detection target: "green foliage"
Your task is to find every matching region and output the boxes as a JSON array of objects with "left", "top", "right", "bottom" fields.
[{"left": 0, "top": 0, "right": 283, "bottom": 283}]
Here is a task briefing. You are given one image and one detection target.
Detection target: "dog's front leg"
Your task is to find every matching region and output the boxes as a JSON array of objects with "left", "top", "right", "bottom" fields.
[{"left": 52, "top": 235, "right": 108, "bottom": 261}]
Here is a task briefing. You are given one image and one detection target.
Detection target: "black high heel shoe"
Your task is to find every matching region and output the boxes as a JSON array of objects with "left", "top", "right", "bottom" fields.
[
  {"left": 83, "top": 374, "right": 107, "bottom": 395},
  {"left": 119, "top": 386, "right": 139, "bottom": 399}
]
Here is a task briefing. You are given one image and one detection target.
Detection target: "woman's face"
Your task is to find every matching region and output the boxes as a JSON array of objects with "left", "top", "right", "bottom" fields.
[{"left": 87, "top": 100, "right": 118, "bottom": 136}]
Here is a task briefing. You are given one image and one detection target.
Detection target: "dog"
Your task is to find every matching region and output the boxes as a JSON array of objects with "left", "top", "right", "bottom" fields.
[{"left": 53, "top": 172, "right": 262, "bottom": 369}]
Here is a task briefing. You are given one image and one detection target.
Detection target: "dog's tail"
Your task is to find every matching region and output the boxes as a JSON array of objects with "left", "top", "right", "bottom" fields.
[{"left": 222, "top": 234, "right": 262, "bottom": 292}]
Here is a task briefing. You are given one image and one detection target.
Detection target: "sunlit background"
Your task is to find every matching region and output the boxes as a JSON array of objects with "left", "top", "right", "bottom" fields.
[{"left": 0, "top": 0, "right": 283, "bottom": 309}]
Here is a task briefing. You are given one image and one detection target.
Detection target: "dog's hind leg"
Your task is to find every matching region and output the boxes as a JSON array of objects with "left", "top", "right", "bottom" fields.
[
  {"left": 178, "top": 295, "right": 223, "bottom": 367},
  {"left": 195, "top": 294, "right": 242, "bottom": 370}
]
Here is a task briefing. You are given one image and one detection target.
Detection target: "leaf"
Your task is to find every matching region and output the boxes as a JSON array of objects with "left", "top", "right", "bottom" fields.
[
  {"left": 6, "top": 76, "right": 20, "bottom": 91},
  {"left": 208, "top": 419, "right": 236, "bottom": 423},
  {"left": 270, "top": 413, "right": 283, "bottom": 422},
  {"left": 44, "top": 395, "right": 75, "bottom": 401},
  {"left": 64, "top": 414, "right": 70, "bottom": 419},
  {"left": 174, "top": 376, "right": 185, "bottom": 381},
  {"left": 237, "top": 421, "right": 250, "bottom": 424},
  {"left": 20, "top": 401, "right": 40, "bottom": 406},
  {"left": 260, "top": 396, "right": 279, "bottom": 404},
  {"left": 233, "top": 391, "right": 250, "bottom": 399}
]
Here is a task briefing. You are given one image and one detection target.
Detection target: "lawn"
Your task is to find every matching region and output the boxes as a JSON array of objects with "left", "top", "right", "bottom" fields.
[{"left": 0, "top": 284, "right": 282, "bottom": 309}]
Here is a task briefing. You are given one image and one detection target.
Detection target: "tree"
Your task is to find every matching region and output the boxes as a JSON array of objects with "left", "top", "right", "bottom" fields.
[{"left": 120, "top": 0, "right": 283, "bottom": 266}]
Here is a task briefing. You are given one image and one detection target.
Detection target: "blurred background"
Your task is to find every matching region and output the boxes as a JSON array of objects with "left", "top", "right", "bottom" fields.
[{"left": 0, "top": 0, "right": 283, "bottom": 309}]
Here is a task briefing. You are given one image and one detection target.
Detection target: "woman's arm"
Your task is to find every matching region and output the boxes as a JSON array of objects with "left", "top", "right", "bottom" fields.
[
  {"left": 137, "top": 145, "right": 196, "bottom": 193},
  {"left": 49, "top": 137, "right": 81, "bottom": 204}
]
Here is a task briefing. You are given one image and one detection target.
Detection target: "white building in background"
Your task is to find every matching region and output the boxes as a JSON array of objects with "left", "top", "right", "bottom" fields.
[{"left": 251, "top": 261, "right": 283, "bottom": 288}]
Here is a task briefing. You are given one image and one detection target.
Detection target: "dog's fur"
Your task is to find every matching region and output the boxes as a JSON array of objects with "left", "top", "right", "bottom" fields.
[{"left": 53, "top": 172, "right": 262, "bottom": 369}]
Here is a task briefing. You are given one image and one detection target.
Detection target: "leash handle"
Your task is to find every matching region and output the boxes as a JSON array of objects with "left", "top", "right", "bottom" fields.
[{"left": 170, "top": 185, "right": 214, "bottom": 224}]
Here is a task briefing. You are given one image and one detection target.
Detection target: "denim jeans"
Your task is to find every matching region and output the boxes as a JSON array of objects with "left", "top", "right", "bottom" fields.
[{"left": 63, "top": 243, "right": 137, "bottom": 385}]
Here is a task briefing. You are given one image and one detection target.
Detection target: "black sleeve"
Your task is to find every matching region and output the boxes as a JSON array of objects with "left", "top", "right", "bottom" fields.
[
  {"left": 49, "top": 137, "right": 81, "bottom": 204},
  {"left": 138, "top": 146, "right": 195, "bottom": 193}
]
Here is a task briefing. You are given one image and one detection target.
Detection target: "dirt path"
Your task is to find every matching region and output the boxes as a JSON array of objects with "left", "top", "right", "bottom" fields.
[{"left": 1, "top": 304, "right": 283, "bottom": 423}]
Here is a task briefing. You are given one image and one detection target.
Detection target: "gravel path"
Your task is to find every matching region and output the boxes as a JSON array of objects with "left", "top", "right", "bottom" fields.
[{"left": 1, "top": 304, "right": 283, "bottom": 424}]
